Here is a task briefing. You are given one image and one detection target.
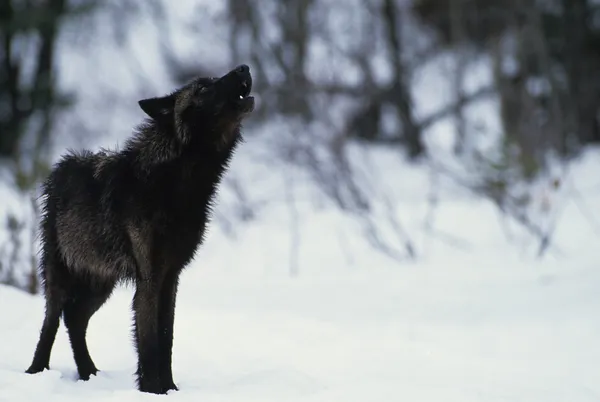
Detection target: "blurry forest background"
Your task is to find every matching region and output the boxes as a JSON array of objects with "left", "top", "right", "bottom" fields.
[{"left": 1, "top": 0, "right": 600, "bottom": 293}]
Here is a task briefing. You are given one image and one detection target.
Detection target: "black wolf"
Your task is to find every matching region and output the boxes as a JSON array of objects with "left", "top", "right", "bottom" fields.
[{"left": 25, "top": 65, "right": 255, "bottom": 394}]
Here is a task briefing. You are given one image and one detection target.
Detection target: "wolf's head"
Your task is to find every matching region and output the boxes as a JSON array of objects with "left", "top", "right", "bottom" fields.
[{"left": 138, "top": 65, "right": 254, "bottom": 148}]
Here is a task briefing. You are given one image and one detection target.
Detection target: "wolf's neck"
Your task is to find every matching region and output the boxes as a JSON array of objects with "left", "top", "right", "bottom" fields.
[{"left": 126, "top": 120, "right": 240, "bottom": 186}]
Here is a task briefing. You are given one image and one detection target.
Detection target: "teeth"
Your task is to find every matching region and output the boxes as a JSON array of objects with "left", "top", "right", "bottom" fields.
[{"left": 239, "top": 80, "right": 249, "bottom": 100}]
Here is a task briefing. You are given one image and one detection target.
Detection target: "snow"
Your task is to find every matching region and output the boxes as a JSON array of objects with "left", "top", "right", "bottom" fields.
[{"left": 2, "top": 239, "right": 600, "bottom": 401}]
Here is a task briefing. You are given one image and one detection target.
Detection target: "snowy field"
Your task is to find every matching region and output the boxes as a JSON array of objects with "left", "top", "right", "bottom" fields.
[
  {"left": 1, "top": 260, "right": 599, "bottom": 402},
  {"left": 1, "top": 144, "right": 600, "bottom": 401}
]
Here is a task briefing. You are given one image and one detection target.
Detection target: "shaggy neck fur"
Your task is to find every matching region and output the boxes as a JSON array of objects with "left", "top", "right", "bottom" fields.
[
  {"left": 126, "top": 118, "right": 241, "bottom": 175},
  {"left": 120, "top": 117, "right": 243, "bottom": 223}
]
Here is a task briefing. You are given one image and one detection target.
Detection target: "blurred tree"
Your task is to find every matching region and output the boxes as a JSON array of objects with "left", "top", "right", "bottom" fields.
[
  {"left": 413, "top": 0, "right": 600, "bottom": 167},
  {"left": 0, "top": 0, "right": 83, "bottom": 162},
  {"left": 349, "top": 0, "right": 424, "bottom": 158},
  {"left": 0, "top": 0, "right": 97, "bottom": 292}
]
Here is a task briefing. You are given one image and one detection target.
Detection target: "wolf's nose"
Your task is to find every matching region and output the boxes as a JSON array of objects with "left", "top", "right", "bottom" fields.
[{"left": 235, "top": 65, "right": 249, "bottom": 75}]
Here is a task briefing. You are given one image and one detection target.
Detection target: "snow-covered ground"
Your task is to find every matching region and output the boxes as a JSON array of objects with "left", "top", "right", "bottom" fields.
[{"left": 1, "top": 244, "right": 600, "bottom": 401}]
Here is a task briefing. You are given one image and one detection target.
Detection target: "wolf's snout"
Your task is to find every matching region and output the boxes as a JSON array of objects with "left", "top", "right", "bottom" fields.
[
  {"left": 229, "top": 64, "right": 252, "bottom": 99},
  {"left": 234, "top": 64, "right": 250, "bottom": 75},
  {"left": 215, "top": 64, "right": 254, "bottom": 113}
]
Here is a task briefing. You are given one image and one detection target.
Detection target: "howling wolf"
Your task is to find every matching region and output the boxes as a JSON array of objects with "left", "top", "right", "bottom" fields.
[{"left": 25, "top": 64, "right": 255, "bottom": 394}]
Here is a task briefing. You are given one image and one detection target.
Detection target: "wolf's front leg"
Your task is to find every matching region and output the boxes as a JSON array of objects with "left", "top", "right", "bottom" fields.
[
  {"left": 158, "top": 270, "right": 180, "bottom": 393},
  {"left": 133, "top": 280, "right": 163, "bottom": 394}
]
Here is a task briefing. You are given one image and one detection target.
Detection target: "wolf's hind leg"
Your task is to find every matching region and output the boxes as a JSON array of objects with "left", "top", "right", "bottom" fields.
[
  {"left": 63, "top": 280, "right": 114, "bottom": 380},
  {"left": 26, "top": 258, "right": 68, "bottom": 374}
]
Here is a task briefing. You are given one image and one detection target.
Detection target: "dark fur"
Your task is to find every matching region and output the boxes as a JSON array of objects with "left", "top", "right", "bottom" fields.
[{"left": 25, "top": 65, "right": 255, "bottom": 394}]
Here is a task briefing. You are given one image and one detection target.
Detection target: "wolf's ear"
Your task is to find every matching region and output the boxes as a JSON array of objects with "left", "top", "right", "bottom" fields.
[{"left": 138, "top": 94, "right": 175, "bottom": 119}]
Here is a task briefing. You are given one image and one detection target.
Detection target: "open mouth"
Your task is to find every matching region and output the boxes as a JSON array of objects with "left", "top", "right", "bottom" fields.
[
  {"left": 238, "top": 79, "right": 252, "bottom": 100},
  {"left": 240, "top": 80, "right": 252, "bottom": 99},
  {"left": 219, "top": 64, "right": 255, "bottom": 113},
  {"left": 235, "top": 77, "right": 254, "bottom": 113}
]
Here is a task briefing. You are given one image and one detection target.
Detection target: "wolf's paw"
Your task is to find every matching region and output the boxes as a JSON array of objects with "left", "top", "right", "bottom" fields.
[
  {"left": 25, "top": 364, "right": 48, "bottom": 375},
  {"left": 78, "top": 366, "right": 99, "bottom": 381}
]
